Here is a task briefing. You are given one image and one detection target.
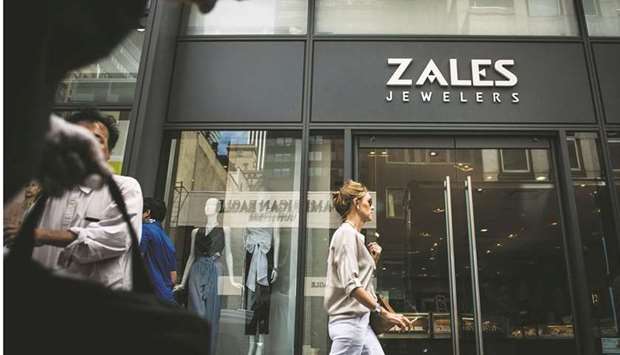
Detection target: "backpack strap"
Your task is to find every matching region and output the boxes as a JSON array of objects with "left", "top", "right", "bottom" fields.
[{"left": 105, "top": 174, "right": 153, "bottom": 294}]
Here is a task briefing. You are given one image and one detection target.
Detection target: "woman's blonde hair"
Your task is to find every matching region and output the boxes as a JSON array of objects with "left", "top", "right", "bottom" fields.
[{"left": 332, "top": 180, "right": 368, "bottom": 220}]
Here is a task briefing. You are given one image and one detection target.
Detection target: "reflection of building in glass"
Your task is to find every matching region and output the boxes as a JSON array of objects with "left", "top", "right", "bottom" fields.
[
  {"left": 264, "top": 132, "right": 301, "bottom": 191},
  {"left": 170, "top": 132, "right": 228, "bottom": 226},
  {"left": 248, "top": 130, "right": 267, "bottom": 170},
  {"left": 56, "top": 31, "right": 145, "bottom": 105},
  {"left": 308, "top": 135, "right": 344, "bottom": 191},
  {"left": 315, "top": 0, "right": 579, "bottom": 35},
  {"left": 228, "top": 130, "right": 269, "bottom": 191},
  {"left": 229, "top": 144, "right": 258, "bottom": 172},
  {"left": 228, "top": 142, "right": 262, "bottom": 190},
  {"left": 185, "top": 0, "right": 308, "bottom": 35}
]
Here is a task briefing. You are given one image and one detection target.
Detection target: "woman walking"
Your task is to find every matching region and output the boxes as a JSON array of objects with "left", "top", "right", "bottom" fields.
[{"left": 325, "top": 180, "right": 412, "bottom": 355}]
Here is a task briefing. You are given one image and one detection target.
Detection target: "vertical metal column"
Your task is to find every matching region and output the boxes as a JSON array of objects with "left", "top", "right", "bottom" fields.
[
  {"left": 465, "top": 176, "right": 485, "bottom": 355},
  {"left": 444, "top": 176, "right": 461, "bottom": 355},
  {"left": 556, "top": 130, "right": 597, "bottom": 355}
]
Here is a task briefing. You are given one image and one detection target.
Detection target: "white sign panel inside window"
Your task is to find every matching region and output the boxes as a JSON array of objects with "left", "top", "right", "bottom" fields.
[
  {"left": 173, "top": 191, "right": 376, "bottom": 229},
  {"left": 385, "top": 58, "right": 520, "bottom": 104}
]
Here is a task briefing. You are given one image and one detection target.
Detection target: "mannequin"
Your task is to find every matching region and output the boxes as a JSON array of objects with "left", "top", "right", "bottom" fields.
[
  {"left": 175, "top": 198, "right": 239, "bottom": 355},
  {"left": 244, "top": 226, "right": 280, "bottom": 355}
]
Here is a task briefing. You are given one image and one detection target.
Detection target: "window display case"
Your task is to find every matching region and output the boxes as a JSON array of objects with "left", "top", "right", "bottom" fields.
[
  {"left": 509, "top": 324, "right": 574, "bottom": 339},
  {"left": 433, "top": 313, "right": 452, "bottom": 338},
  {"left": 538, "top": 324, "right": 574, "bottom": 339},
  {"left": 462, "top": 314, "right": 475, "bottom": 335},
  {"left": 379, "top": 313, "right": 431, "bottom": 339}
]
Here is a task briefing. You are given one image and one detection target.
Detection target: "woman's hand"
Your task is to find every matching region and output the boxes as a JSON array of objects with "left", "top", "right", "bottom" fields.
[
  {"left": 367, "top": 242, "right": 382, "bottom": 264},
  {"left": 380, "top": 310, "right": 413, "bottom": 331}
]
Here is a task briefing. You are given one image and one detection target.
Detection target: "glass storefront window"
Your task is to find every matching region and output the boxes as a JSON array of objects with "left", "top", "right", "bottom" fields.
[
  {"left": 164, "top": 130, "right": 301, "bottom": 355},
  {"left": 583, "top": 0, "right": 620, "bottom": 36},
  {"left": 568, "top": 133, "right": 620, "bottom": 349},
  {"left": 55, "top": 31, "right": 145, "bottom": 105},
  {"left": 184, "top": 0, "right": 307, "bottom": 35},
  {"left": 302, "top": 132, "right": 344, "bottom": 355},
  {"left": 358, "top": 137, "right": 576, "bottom": 355},
  {"left": 315, "top": 0, "right": 579, "bottom": 35},
  {"left": 54, "top": 110, "right": 132, "bottom": 175}
]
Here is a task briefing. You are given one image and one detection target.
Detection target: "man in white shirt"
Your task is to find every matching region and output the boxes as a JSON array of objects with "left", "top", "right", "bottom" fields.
[{"left": 30, "top": 108, "right": 143, "bottom": 290}]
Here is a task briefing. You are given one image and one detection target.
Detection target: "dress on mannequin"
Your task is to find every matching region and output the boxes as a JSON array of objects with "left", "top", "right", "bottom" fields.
[
  {"left": 243, "top": 226, "right": 280, "bottom": 355},
  {"left": 244, "top": 227, "right": 274, "bottom": 335},
  {"left": 177, "top": 198, "right": 237, "bottom": 355},
  {"left": 188, "top": 226, "right": 224, "bottom": 325}
]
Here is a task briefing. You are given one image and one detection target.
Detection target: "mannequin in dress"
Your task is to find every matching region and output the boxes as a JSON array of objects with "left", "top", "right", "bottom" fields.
[
  {"left": 174, "top": 198, "right": 239, "bottom": 355},
  {"left": 244, "top": 226, "right": 280, "bottom": 355}
]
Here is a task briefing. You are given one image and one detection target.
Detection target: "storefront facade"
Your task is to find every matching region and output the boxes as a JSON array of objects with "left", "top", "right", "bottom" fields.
[{"left": 66, "top": 0, "right": 620, "bottom": 354}]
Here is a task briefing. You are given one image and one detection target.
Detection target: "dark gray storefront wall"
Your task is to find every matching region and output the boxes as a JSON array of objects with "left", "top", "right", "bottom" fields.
[
  {"left": 593, "top": 43, "right": 620, "bottom": 124},
  {"left": 312, "top": 41, "right": 596, "bottom": 124},
  {"left": 168, "top": 41, "right": 305, "bottom": 123}
]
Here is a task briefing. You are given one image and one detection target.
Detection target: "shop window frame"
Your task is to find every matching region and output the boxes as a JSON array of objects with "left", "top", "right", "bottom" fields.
[
  {"left": 499, "top": 148, "right": 532, "bottom": 173},
  {"left": 526, "top": 0, "right": 564, "bottom": 17}
]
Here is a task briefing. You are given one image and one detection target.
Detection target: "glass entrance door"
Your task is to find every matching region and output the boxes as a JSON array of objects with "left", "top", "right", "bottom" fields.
[{"left": 357, "top": 136, "right": 577, "bottom": 355}]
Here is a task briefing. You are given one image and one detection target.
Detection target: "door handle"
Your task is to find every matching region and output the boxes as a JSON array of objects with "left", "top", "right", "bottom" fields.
[
  {"left": 465, "top": 176, "right": 485, "bottom": 355},
  {"left": 444, "top": 176, "right": 460, "bottom": 355}
]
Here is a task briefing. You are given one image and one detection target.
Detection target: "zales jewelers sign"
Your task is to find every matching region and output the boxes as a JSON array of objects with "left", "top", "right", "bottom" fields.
[{"left": 385, "top": 58, "right": 520, "bottom": 104}]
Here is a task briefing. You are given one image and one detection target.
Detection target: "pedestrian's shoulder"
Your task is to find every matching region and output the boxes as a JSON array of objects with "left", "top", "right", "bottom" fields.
[
  {"left": 331, "top": 224, "right": 353, "bottom": 245},
  {"left": 112, "top": 175, "right": 141, "bottom": 191},
  {"left": 142, "top": 222, "right": 157, "bottom": 233},
  {"left": 112, "top": 174, "right": 139, "bottom": 187},
  {"left": 332, "top": 224, "right": 347, "bottom": 242}
]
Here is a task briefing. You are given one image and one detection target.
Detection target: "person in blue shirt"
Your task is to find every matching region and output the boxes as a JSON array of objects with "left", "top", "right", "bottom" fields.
[{"left": 140, "top": 198, "right": 177, "bottom": 304}]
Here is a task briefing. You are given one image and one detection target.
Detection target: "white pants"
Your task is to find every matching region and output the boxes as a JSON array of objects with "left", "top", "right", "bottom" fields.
[{"left": 328, "top": 313, "right": 385, "bottom": 355}]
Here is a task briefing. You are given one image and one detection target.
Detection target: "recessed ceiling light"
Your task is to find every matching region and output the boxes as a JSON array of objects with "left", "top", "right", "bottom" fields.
[
  {"left": 550, "top": 222, "right": 558, "bottom": 226},
  {"left": 496, "top": 243, "right": 502, "bottom": 247},
  {"left": 480, "top": 228, "right": 488, "bottom": 233},
  {"left": 507, "top": 233, "right": 516, "bottom": 239},
  {"left": 433, "top": 208, "right": 445, "bottom": 214},
  {"left": 476, "top": 188, "right": 483, "bottom": 192},
  {"left": 580, "top": 183, "right": 587, "bottom": 188},
  {"left": 137, "top": 26, "right": 146, "bottom": 32},
  {"left": 536, "top": 176, "right": 547, "bottom": 181},
  {"left": 486, "top": 176, "right": 494, "bottom": 180},
  {"left": 429, "top": 151, "right": 438, "bottom": 157},
  {"left": 433, "top": 242, "right": 438, "bottom": 247},
  {"left": 486, "top": 250, "right": 492, "bottom": 254}
]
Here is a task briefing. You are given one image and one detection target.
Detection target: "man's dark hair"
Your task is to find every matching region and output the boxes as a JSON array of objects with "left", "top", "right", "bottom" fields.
[
  {"left": 66, "top": 108, "right": 120, "bottom": 151},
  {"left": 143, "top": 197, "right": 167, "bottom": 223}
]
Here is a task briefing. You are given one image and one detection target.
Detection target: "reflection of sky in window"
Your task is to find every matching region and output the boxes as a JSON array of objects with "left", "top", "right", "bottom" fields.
[{"left": 217, "top": 131, "right": 249, "bottom": 155}]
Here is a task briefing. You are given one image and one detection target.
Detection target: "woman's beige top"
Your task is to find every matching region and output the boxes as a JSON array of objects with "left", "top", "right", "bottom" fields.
[{"left": 324, "top": 222, "right": 377, "bottom": 321}]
